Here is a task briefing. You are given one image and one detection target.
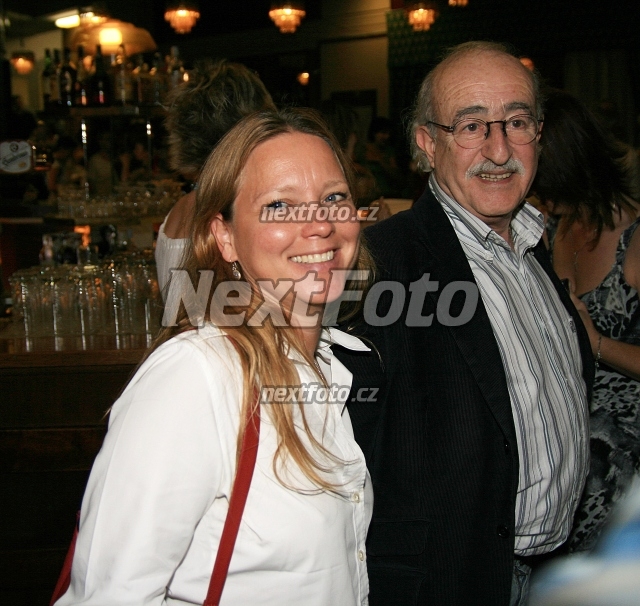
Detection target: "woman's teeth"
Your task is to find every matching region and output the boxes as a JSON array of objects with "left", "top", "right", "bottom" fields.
[{"left": 290, "top": 250, "right": 335, "bottom": 264}]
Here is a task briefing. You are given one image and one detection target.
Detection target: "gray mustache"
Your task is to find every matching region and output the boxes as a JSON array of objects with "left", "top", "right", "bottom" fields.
[{"left": 466, "top": 159, "right": 525, "bottom": 178}]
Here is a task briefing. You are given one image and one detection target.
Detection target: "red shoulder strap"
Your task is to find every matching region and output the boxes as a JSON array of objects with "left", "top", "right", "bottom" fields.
[
  {"left": 203, "top": 336, "right": 261, "bottom": 605},
  {"left": 49, "top": 512, "right": 80, "bottom": 605}
]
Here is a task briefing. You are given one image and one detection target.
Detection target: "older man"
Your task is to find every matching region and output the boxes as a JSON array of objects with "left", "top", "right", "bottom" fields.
[{"left": 336, "top": 42, "right": 594, "bottom": 606}]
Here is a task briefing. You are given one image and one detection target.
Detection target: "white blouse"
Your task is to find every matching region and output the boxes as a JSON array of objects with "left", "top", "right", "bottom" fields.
[
  {"left": 55, "top": 325, "right": 372, "bottom": 606},
  {"left": 155, "top": 214, "right": 188, "bottom": 298}
]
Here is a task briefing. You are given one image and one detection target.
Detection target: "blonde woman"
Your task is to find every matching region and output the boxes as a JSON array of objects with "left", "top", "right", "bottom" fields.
[{"left": 55, "top": 108, "right": 374, "bottom": 605}]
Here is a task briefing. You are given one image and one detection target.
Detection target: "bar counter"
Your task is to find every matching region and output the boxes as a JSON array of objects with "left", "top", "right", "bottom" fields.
[{"left": 0, "top": 322, "right": 148, "bottom": 605}]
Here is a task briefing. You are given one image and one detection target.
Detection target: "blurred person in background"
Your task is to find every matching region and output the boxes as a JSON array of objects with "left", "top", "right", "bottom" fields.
[
  {"left": 46, "top": 135, "right": 86, "bottom": 197},
  {"left": 319, "top": 100, "right": 391, "bottom": 226},
  {"left": 532, "top": 89, "right": 640, "bottom": 554},
  {"left": 529, "top": 477, "right": 640, "bottom": 606},
  {"left": 87, "top": 131, "right": 118, "bottom": 197},
  {"left": 319, "top": 99, "right": 361, "bottom": 164},
  {"left": 155, "top": 59, "right": 275, "bottom": 296},
  {"left": 120, "top": 136, "right": 152, "bottom": 184},
  {"left": 593, "top": 99, "right": 640, "bottom": 201},
  {"left": 360, "top": 116, "right": 402, "bottom": 198}
]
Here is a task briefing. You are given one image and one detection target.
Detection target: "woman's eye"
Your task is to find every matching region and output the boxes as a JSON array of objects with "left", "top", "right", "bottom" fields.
[
  {"left": 324, "top": 191, "right": 349, "bottom": 204},
  {"left": 266, "top": 200, "right": 288, "bottom": 209}
]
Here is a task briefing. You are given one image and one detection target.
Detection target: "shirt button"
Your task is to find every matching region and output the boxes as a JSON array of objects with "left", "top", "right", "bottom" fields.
[
  {"left": 497, "top": 525, "right": 510, "bottom": 538},
  {"left": 504, "top": 440, "right": 510, "bottom": 454},
  {"left": 358, "top": 550, "right": 365, "bottom": 561},
  {"left": 351, "top": 492, "right": 361, "bottom": 503}
]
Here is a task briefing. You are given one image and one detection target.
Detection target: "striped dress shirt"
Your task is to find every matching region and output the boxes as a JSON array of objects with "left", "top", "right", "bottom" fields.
[{"left": 431, "top": 177, "right": 589, "bottom": 556}]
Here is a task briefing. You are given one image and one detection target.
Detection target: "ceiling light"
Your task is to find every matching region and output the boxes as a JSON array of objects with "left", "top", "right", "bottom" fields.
[
  {"left": 406, "top": 2, "right": 439, "bottom": 32},
  {"left": 55, "top": 14, "right": 81, "bottom": 28},
  {"left": 69, "top": 19, "right": 157, "bottom": 56},
  {"left": 165, "top": 1, "right": 200, "bottom": 34},
  {"left": 11, "top": 51, "right": 35, "bottom": 75},
  {"left": 269, "top": 2, "right": 306, "bottom": 34}
]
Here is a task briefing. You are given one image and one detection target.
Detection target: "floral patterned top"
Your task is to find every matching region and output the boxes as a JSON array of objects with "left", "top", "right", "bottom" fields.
[{"left": 549, "top": 217, "right": 640, "bottom": 552}]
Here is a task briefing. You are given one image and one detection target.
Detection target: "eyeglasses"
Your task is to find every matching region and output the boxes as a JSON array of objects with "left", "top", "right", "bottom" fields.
[{"left": 427, "top": 114, "right": 543, "bottom": 149}]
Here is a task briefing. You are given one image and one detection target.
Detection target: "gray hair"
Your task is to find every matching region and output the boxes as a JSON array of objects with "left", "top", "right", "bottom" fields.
[{"left": 409, "top": 41, "right": 544, "bottom": 172}]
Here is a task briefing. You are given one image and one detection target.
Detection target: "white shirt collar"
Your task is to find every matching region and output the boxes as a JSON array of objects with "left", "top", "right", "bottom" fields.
[
  {"left": 429, "top": 174, "right": 544, "bottom": 254},
  {"left": 197, "top": 324, "right": 369, "bottom": 356}
]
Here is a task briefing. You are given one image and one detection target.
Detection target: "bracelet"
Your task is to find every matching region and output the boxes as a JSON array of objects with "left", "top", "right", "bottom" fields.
[{"left": 595, "top": 334, "right": 603, "bottom": 370}]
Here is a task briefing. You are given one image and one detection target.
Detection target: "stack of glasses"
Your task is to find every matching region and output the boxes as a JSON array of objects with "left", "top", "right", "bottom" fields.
[{"left": 9, "top": 254, "right": 162, "bottom": 339}]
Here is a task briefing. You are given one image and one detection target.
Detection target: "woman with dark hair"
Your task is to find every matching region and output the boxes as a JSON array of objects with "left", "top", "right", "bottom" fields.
[
  {"left": 533, "top": 89, "right": 640, "bottom": 552},
  {"left": 156, "top": 59, "right": 276, "bottom": 295},
  {"left": 54, "top": 108, "right": 374, "bottom": 605}
]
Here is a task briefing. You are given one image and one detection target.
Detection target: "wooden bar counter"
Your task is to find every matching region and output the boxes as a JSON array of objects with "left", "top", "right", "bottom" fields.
[{"left": 0, "top": 323, "right": 148, "bottom": 605}]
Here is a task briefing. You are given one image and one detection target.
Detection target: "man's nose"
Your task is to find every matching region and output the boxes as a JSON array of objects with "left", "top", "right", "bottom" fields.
[{"left": 481, "top": 121, "right": 512, "bottom": 164}]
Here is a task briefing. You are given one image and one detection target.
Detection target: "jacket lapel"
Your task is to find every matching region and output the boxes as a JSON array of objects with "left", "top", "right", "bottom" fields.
[{"left": 409, "top": 188, "right": 517, "bottom": 441}]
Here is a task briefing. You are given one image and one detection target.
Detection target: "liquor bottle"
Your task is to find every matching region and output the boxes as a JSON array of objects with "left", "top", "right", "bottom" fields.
[
  {"left": 74, "top": 45, "right": 90, "bottom": 107},
  {"left": 167, "top": 46, "right": 184, "bottom": 90},
  {"left": 132, "top": 55, "right": 150, "bottom": 105},
  {"left": 41, "top": 49, "right": 53, "bottom": 109},
  {"left": 149, "top": 52, "right": 167, "bottom": 105},
  {"left": 89, "top": 44, "right": 112, "bottom": 106},
  {"left": 112, "top": 44, "right": 134, "bottom": 106},
  {"left": 58, "top": 47, "right": 77, "bottom": 107},
  {"left": 49, "top": 49, "right": 61, "bottom": 107}
]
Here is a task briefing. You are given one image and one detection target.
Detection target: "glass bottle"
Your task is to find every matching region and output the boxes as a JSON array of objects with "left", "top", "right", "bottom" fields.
[
  {"left": 74, "top": 45, "right": 90, "bottom": 107},
  {"left": 149, "top": 52, "right": 167, "bottom": 105},
  {"left": 112, "top": 44, "right": 134, "bottom": 106},
  {"left": 89, "top": 44, "right": 112, "bottom": 106},
  {"left": 133, "top": 55, "right": 150, "bottom": 105},
  {"left": 167, "top": 46, "right": 184, "bottom": 90},
  {"left": 58, "top": 47, "right": 77, "bottom": 107}
]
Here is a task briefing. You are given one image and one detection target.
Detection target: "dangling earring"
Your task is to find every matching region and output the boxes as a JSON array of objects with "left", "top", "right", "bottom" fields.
[{"left": 231, "top": 261, "right": 241, "bottom": 280}]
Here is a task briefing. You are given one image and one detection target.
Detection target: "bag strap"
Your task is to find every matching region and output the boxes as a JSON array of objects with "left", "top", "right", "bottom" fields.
[
  {"left": 49, "top": 512, "right": 80, "bottom": 606},
  {"left": 51, "top": 336, "right": 261, "bottom": 606},
  {"left": 203, "top": 336, "right": 261, "bottom": 606}
]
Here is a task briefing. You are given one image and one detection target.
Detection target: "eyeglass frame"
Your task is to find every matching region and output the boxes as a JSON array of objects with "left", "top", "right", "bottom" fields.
[{"left": 425, "top": 113, "right": 544, "bottom": 149}]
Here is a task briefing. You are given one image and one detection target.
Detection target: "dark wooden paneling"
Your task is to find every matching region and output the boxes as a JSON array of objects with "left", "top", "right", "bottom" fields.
[
  {"left": 0, "top": 427, "right": 106, "bottom": 472},
  {"left": 0, "top": 340, "right": 142, "bottom": 604},
  {"left": 0, "top": 365, "right": 133, "bottom": 428}
]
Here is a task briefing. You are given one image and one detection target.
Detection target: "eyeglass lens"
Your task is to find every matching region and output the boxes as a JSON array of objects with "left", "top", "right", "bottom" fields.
[{"left": 453, "top": 115, "right": 538, "bottom": 148}]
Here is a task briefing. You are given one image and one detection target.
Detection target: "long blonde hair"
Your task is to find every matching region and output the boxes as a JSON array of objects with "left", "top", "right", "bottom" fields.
[{"left": 153, "top": 108, "right": 373, "bottom": 490}]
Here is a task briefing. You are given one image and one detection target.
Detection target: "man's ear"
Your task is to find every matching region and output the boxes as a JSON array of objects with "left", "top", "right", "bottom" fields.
[
  {"left": 210, "top": 214, "right": 237, "bottom": 262},
  {"left": 416, "top": 126, "right": 437, "bottom": 169}
]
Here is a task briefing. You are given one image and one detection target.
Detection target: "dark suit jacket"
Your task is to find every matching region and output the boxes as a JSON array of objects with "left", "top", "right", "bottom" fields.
[{"left": 335, "top": 186, "right": 594, "bottom": 606}]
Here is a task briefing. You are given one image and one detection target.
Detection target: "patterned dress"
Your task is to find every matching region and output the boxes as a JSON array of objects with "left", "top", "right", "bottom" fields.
[{"left": 551, "top": 218, "right": 640, "bottom": 552}]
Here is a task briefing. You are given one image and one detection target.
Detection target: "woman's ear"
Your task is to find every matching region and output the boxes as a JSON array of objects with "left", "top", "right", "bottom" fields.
[{"left": 210, "top": 214, "right": 237, "bottom": 262}]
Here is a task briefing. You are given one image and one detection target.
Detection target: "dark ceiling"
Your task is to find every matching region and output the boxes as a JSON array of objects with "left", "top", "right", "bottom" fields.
[{"left": 1, "top": 0, "right": 323, "bottom": 43}]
